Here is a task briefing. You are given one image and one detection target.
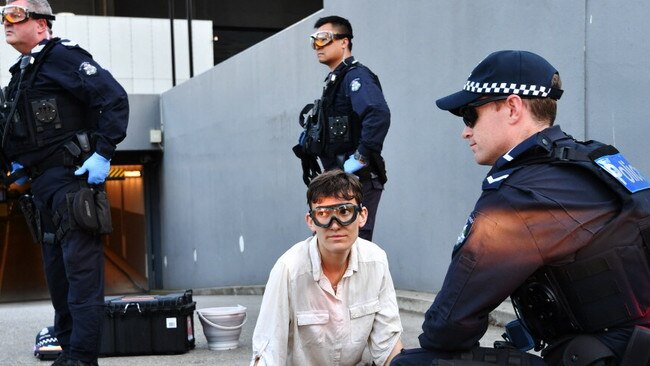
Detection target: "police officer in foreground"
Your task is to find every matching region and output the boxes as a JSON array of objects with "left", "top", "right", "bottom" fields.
[
  {"left": 1, "top": 1, "right": 129, "bottom": 365},
  {"left": 391, "top": 50, "right": 650, "bottom": 365},
  {"left": 294, "top": 15, "right": 390, "bottom": 241}
]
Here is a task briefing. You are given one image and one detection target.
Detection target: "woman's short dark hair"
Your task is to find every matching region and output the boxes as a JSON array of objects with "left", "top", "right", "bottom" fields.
[{"left": 306, "top": 170, "right": 363, "bottom": 208}]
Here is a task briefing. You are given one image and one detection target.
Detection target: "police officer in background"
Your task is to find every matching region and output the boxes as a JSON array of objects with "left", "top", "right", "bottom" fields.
[
  {"left": 391, "top": 51, "right": 650, "bottom": 365},
  {"left": 1, "top": 1, "right": 128, "bottom": 365},
  {"left": 294, "top": 15, "right": 390, "bottom": 241}
]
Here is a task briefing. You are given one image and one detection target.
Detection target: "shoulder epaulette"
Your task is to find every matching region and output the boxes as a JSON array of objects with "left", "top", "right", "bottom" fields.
[
  {"left": 61, "top": 39, "right": 79, "bottom": 48},
  {"left": 482, "top": 167, "right": 522, "bottom": 190}
]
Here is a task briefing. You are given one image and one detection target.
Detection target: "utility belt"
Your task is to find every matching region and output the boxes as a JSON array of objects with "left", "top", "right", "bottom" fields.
[
  {"left": 18, "top": 184, "right": 113, "bottom": 245},
  {"left": 27, "top": 150, "right": 76, "bottom": 178},
  {"left": 17, "top": 132, "right": 111, "bottom": 245},
  {"left": 28, "top": 132, "right": 92, "bottom": 179}
]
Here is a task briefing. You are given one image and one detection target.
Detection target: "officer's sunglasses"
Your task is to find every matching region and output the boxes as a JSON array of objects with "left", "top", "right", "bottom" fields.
[
  {"left": 309, "top": 30, "right": 351, "bottom": 49},
  {"left": 1, "top": 5, "right": 55, "bottom": 25},
  {"left": 309, "top": 203, "right": 362, "bottom": 228},
  {"left": 459, "top": 95, "right": 510, "bottom": 128}
]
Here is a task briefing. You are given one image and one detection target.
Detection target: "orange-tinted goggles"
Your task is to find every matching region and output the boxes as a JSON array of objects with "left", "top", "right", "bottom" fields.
[
  {"left": 1, "top": 5, "right": 55, "bottom": 25},
  {"left": 309, "top": 31, "right": 351, "bottom": 49}
]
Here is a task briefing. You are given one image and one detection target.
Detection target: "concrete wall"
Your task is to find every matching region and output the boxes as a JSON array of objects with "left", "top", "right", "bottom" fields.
[
  {"left": 159, "top": 0, "right": 650, "bottom": 292},
  {"left": 118, "top": 94, "right": 161, "bottom": 151}
]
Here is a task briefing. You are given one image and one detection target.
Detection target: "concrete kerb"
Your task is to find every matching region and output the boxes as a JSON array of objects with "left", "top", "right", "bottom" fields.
[
  {"left": 159, "top": 287, "right": 516, "bottom": 327},
  {"left": 395, "top": 290, "right": 516, "bottom": 327}
]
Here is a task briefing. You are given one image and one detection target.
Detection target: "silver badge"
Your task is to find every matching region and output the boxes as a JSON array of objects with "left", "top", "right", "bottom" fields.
[
  {"left": 453, "top": 213, "right": 475, "bottom": 256},
  {"left": 79, "top": 62, "right": 97, "bottom": 76},
  {"left": 350, "top": 78, "right": 361, "bottom": 92}
]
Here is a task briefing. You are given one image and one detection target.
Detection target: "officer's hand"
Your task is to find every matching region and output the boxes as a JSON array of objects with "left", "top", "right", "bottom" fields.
[
  {"left": 74, "top": 152, "right": 110, "bottom": 184},
  {"left": 11, "top": 161, "right": 29, "bottom": 185},
  {"left": 343, "top": 154, "right": 366, "bottom": 174}
]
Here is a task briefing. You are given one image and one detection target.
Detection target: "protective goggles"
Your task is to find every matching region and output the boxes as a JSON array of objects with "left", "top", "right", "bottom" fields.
[
  {"left": 1, "top": 5, "right": 55, "bottom": 25},
  {"left": 309, "top": 30, "right": 352, "bottom": 49},
  {"left": 309, "top": 203, "right": 362, "bottom": 228},
  {"left": 459, "top": 95, "right": 509, "bottom": 128}
]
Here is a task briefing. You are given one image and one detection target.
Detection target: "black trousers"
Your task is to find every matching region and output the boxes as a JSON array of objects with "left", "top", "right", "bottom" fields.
[
  {"left": 390, "top": 347, "right": 547, "bottom": 366},
  {"left": 32, "top": 166, "right": 105, "bottom": 364},
  {"left": 359, "top": 177, "right": 383, "bottom": 242}
]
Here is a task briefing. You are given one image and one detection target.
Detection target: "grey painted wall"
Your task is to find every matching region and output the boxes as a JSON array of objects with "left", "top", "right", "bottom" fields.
[
  {"left": 118, "top": 94, "right": 161, "bottom": 151},
  {"left": 158, "top": 0, "right": 650, "bottom": 292}
]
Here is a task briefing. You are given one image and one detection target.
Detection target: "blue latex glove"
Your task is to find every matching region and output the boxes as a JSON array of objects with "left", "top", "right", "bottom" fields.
[
  {"left": 11, "top": 162, "right": 29, "bottom": 185},
  {"left": 74, "top": 152, "right": 110, "bottom": 184},
  {"left": 343, "top": 154, "right": 366, "bottom": 173}
]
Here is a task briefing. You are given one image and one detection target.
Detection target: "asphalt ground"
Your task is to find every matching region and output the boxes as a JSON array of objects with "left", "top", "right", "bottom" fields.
[{"left": 0, "top": 289, "right": 515, "bottom": 366}]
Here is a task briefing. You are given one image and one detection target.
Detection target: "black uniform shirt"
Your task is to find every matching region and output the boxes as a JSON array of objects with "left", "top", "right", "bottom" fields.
[
  {"left": 320, "top": 57, "right": 390, "bottom": 170},
  {"left": 6, "top": 38, "right": 128, "bottom": 166},
  {"left": 419, "top": 125, "right": 621, "bottom": 352}
]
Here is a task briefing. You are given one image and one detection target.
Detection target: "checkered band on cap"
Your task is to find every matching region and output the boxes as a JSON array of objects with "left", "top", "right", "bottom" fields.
[{"left": 463, "top": 81, "right": 551, "bottom": 97}]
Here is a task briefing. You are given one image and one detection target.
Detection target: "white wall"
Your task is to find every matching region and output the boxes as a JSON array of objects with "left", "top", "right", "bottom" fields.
[{"left": 0, "top": 15, "right": 213, "bottom": 94}]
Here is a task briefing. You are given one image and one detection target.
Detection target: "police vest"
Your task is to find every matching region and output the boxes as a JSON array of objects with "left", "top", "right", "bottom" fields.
[
  {"left": 496, "top": 128, "right": 650, "bottom": 347},
  {"left": 4, "top": 38, "right": 90, "bottom": 157},
  {"left": 300, "top": 60, "right": 384, "bottom": 159},
  {"left": 318, "top": 61, "right": 365, "bottom": 158}
]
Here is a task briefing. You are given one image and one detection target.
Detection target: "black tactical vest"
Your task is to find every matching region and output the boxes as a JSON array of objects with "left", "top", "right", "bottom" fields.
[
  {"left": 3, "top": 38, "right": 89, "bottom": 157},
  {"left": 507, "top": 129, "right": 650, "bottom": 347},
  {"left": 319, "top": 60, "right": 365, "bottom": 158}
]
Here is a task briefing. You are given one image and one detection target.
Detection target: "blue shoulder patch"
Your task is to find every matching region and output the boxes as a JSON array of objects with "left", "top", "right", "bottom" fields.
[
  {"left": 595, "top": 153, "right": 650, "bottom": 193},
  {"left": 452, "top": 213, "right": 475, "bottom": 257}
]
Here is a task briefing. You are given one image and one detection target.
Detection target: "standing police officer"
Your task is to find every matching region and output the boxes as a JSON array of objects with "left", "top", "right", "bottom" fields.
[
  {"left": 391, "top": 51, "right": 650, "bottom": 365},
  {"left": 295, "top": 15, "right": 390, "bottom": 241},
  {"left": 1, "top": 1, "right": 129, "bottom": 365}
]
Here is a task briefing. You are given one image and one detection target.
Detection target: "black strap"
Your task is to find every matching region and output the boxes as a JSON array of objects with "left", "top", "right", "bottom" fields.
[
  {"left": 620, "top": 326, "right": 650, "bottom": 366},
  {"left": 1, "top": 38, "right": 61, "bottom": 151},
  {"left": 24, "top": 37, "right": 61, "bottom": 89},
  {"left": 298, "top": 103, "right": 314, "bottom": 128},
  {"left": 321, "top": 60, "right": 358, "bottom": 108}
]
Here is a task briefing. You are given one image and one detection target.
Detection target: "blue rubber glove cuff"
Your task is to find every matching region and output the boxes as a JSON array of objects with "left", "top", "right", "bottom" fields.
[
  {"left": 11, "top": 161, "right": 29, "bottom": 185},
  {"left": 74, "top": 152, "right": 111, "bottom": 184},
  {"left": 343, "top": 154, "right": 366, "bottom": 174}
]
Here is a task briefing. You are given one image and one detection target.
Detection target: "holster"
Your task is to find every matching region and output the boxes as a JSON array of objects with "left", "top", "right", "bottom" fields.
[
  {"left": 542, "top": 335, "right": 615, "bottom": 366},
  {"left": 18, "top": 194, "right": 42, "bottom": 243},
  {"left": 65, "top": 186, "right": 113, "bottom": 235}
]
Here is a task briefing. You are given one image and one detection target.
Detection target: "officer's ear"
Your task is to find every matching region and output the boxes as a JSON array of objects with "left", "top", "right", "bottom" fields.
[
  {"left": 340, "top": 37, "right": 350, "bottom": 50},
  {"left": 504, "top": 95, "right": 526, "bottom": 124},
  {"left": 35, "top": 18, "right": 49, "bottom": 34}
]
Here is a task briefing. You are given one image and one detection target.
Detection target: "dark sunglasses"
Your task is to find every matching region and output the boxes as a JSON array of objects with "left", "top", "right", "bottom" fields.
[
  {"left": 309, "top": 203, "right": 362, "bottom": 228},
  {"left": 459, "top": 95, "right": 510, "bottom": 128}
]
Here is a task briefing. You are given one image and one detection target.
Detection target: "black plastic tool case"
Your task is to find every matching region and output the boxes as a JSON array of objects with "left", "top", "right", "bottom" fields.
[{"left": 100, "top": 290, "right": 196, "bottom": 356}]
